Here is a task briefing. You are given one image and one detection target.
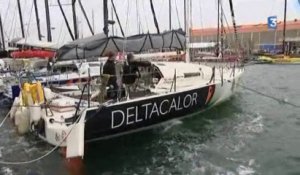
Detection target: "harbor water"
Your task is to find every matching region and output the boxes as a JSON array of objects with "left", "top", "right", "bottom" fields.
[{"left": 0, "top": 64, "right": 300, "bottom": 175}]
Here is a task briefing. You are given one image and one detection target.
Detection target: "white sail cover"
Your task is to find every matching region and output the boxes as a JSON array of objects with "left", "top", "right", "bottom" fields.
[{"left": 56, "top": 29, "right": 185, "bottom": 61}]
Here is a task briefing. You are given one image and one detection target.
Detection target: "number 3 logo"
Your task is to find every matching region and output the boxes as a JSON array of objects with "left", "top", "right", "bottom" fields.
[
  {"left": 270, "top": 18, "right": 277, "bottom": 27},
  {"left": 268, "top": 16, "right": 277, "bottom": 29}
]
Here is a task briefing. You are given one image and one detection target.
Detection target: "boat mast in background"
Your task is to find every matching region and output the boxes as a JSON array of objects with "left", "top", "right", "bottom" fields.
[
  {"left": 45, "top": 0, "right": 52, "bottom": 42},
  {"left": 185, "top": 0, "right": 190, "bottom": 63},
  {"left": 0, "top": 14, "right": 5, "bottom": 50},
  {"left": 17, "top": 0, "right": 25, "bottom": 38},
  {"left": 103, "top": 0, "right": 109, "bottom": 36},
  {"left": 184, "top": 0, "right": 186, "bottom": 31},
  {"left": 72, "top": 0, "right": 78, "bottom": 40},
  {"left": 78, "top": 0, "right": 94, "bottom": 35},
  {"left": 216, "top": 0, "right": 220, "bottom": 56},
  {"left": 282, "top": 0, "right": 287, "bottom": 55},
  {"left": 57, "top": 0, "right": 75, "bottom": 40},
  {"left": 33, "top": 0, "right": 42, "bottom": 40},
  {"left": 111, "top": 4, "right": 114, "bottom": 36},
  {"left": 220, "top": 0, "right": 224, "bottom": 60},
  {"left": 169, "top": 0, "right": 172, "bottom": 30}
]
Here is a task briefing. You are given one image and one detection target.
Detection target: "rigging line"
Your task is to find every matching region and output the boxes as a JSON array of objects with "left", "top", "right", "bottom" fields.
[
  {"left": 111, "top": 0, "right": 125, "bottom": 37},
  {"left": 221, "top": 5, "right": 235, "bottom": 47},
  {"left": 198, "top": 0, "right": 204, "bottom": 29},
  {"left": 7, "top": 5, "right": 18, "bottom": 40},
  {"left": 22, "top": 1, "right": 35, "bottom": 51},
  {"left": 2, "top": 0, "right": 11, "bottom": 25},
  {"left": 57, "top": 19, "right": 64, "bottom": 44},
  {"left": 236, "top": 83, "right": 300, "bottom": 108},
  {"left": 228, "top": 0, "right": 239, "bottom": 49},
  {"left": 142, "top": 1, "right": 149, "bottom": 32},
  {"left": 150, "top": 0, "right": 160, "bottom": 34},
  {"left": 136, "top": 0, "right": 143, "bottom": 34},
  {"left": 175, "top": 0, "right": 182, "bottom": 29},
  {"left": 122, "top": 0, "right": 130, "bottom": 53}
]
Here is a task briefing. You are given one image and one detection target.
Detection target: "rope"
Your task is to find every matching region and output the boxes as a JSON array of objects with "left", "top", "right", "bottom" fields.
[
  {"left": 142, "top": 1, "right": 149, "bottom": 31},
  {"left": 0, "top": 106, "right": 86, "bottom": 165},
  {"left": 8, "top": 5, "right": 17, "bottom": 41},
  {"left": 2, "top": 0, "right": 11, "bottom": 39},
  {"left": 228, "top": 0, "right": 240, "bottom": 50},
  {"left": 175, "top": 0, "right": 182, "bottom": 29},
  {"left": 236, "top": 82, "right": 300, "bottom": 108},
  {"left": 22, "top": 1, "right": 35, "bottom": 51},
  {"left": 0, "top": 110, "right": 10, "bottom": 128}
]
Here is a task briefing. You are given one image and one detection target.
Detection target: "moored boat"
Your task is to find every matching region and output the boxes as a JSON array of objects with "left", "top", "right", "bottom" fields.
[
  {"left": 10, "top": 61, "right": 243, "bottom": 157},
  {"left": 10, "top": 49, "right": 56, "bottom": 59}
]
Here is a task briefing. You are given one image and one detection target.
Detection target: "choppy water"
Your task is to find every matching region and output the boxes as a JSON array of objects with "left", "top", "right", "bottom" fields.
[{"left": 0, "top": 64, "right": 300, "bottom": 175}]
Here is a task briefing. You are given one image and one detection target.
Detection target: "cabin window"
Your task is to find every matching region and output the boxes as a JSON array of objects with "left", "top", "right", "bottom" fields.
[
  {"left": 184, "top": 72, "right": 201, "bottom": 78},
  {"left": 53, "top": 64, "right": 78, "bottom": 73}
]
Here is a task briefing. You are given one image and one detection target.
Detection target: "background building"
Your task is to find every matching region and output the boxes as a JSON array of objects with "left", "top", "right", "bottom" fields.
[{"left": 191, "top": 19, "right": 300, "bottom": 53}]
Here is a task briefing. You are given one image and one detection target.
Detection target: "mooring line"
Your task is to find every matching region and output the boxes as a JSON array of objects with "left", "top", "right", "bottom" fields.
[
  {"left": 0, "top": 111, "right": 10, "bottom": 128},
  {"left": 0, "top": 107, "right": 85, "bottom": 165},
  {"left": 236, "top": 83, "right": 300, "bottom": 108}
]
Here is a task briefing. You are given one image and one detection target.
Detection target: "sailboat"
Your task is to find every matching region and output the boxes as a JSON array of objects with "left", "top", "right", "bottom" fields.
[
  {"left": 258, "top": 0, "right": 300, "bottom": 64},
  {"left": 8, "top": 0, "right": 243, "bottom": 158}
]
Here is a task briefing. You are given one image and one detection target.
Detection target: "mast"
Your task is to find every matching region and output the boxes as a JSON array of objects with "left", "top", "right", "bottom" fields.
[
  {"left": 220, "top": 0, "right": 224, "bottom": 60},
  {"left": 92, "top": 10, "right": 95, "bottom": 32},
  {"left": 0, "top": 15, "right": 5, "bottom": 50},
  {"left": 111, "top": 4, "right": 114, "bottom": 36},
  {"left": 216, "top": 0, "right": 220, "bottom": 56},
  {"left": 184, "top": 0, "right": 186, "bottom": 30},
  {"left": 57, "top": 0, "right": 75, "bottom": 40},
  {"left": 150, "top": 0, "right": 160, "bottom": 34},
  {"left": 136, "top": 0, "right": 140, "bottom": 34},
  {"left": 103, "top": 0, "right": 109, "bottom": 36},
  {"left": 185, "top": 0, "right": 190, "bottom": 62},
  {"left": 282, "top": 0, "right": 287, "bottom": 55},
  {"left": 17, "top": 0, "right": 25, "bottom": 38},
  {"left": 78, "top": 0, "right": 94, "bottom": 35},
  {"left": 169, "top": 0, "right": 172, "bottom": 30},
  {"left": 72, "top": 0, "right": 78, "bottom": 39},
  {"left": 33, "top": 0, "right": 42, "bottom": 40},
  {"left": 45, "top": 0, "right": 52, "bottom": 42}
]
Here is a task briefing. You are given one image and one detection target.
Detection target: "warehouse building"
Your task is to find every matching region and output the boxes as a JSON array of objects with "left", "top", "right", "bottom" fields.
[{"left": 191, "top": 19, "right": 300, "bottom": 53}]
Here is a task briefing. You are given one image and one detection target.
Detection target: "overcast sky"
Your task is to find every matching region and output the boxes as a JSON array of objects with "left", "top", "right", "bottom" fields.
[{"left": 0, "top": 0, "right": 300, "bottom": 45}]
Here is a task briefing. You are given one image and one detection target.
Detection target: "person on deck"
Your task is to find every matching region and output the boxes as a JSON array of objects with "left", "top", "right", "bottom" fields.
[
  {"left": 123, "top": 53, "right": 140, "bottom": 84},
  {"left": 103, "top": 51, "right": 118, "bottom": 99},
  {"left": 122, "top": 53, "right": 152, "bottom": 99}
]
